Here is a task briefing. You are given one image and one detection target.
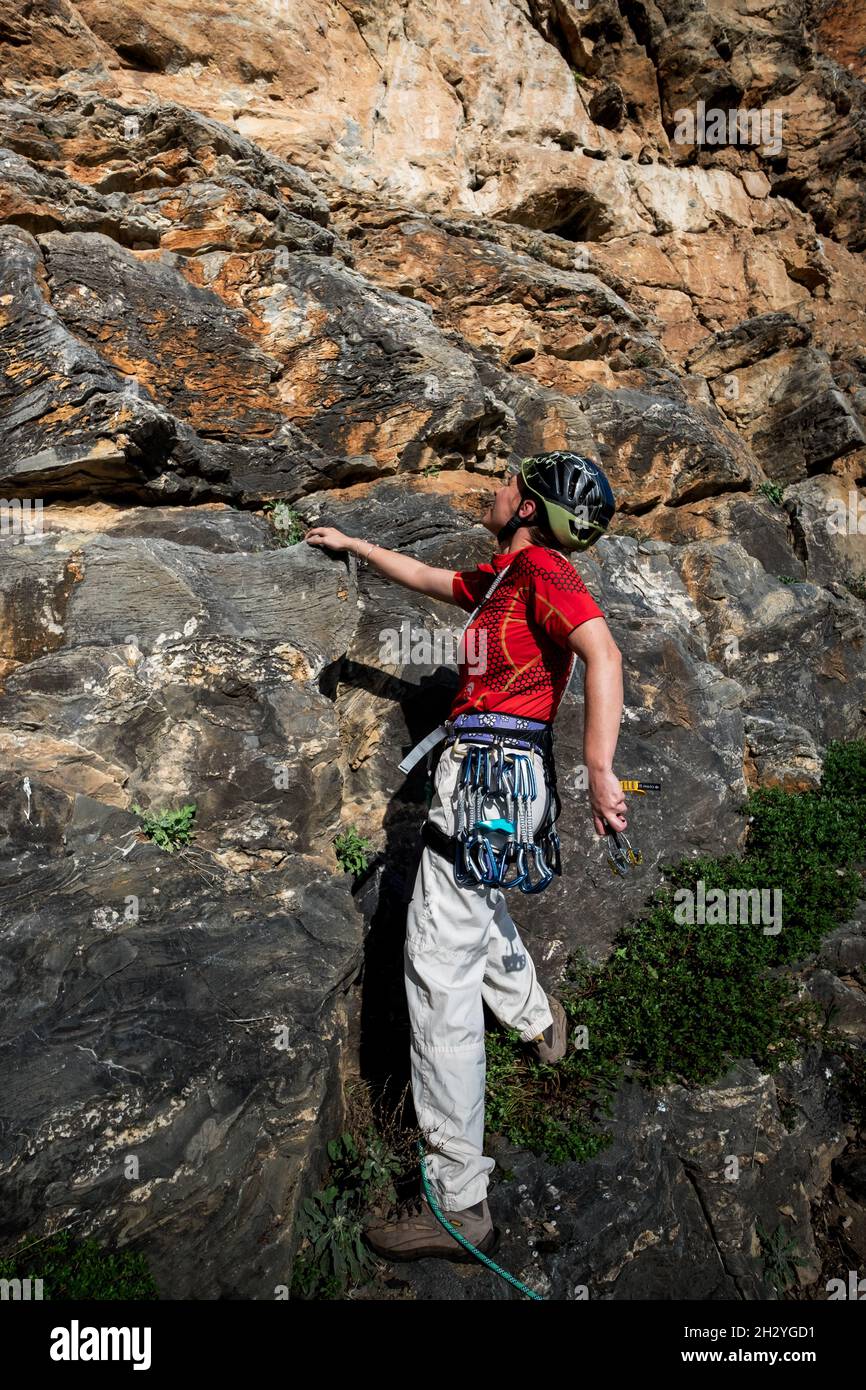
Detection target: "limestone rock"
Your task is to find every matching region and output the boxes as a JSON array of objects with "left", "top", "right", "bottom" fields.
[{"left": 0, "top": 1, "right": 864, "bottom": 1303}]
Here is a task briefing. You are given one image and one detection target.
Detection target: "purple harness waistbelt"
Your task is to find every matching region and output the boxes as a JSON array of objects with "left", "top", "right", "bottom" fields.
[{"left": 444, "top": 711, "right": 552, "bottom": 753}]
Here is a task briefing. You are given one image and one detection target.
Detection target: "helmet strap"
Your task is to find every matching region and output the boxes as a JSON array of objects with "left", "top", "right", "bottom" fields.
[{"left": 496, "top": 509, "right": 525, "bottom": 546}]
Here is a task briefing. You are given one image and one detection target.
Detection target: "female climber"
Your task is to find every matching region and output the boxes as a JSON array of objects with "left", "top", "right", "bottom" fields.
[{"left": 304, "top": 451, "right": 626, "bottom": 1262}]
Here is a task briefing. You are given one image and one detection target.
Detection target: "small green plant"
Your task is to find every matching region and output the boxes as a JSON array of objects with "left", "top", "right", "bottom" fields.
[
  {"left": 325, "top": 1131, "right": 404, "bottom": 1209},
  {"left": 778, "top": 573, "right": 796, "bottom": 584},
  {"left": 132, "top": 801, "right": 197, "bottom": 852},
  {"left": 422, "top": 463, "right": 442, "bottom": 477},
  {"left": 291, "top": 1183, "right": 375, "bottom": 1300},
  {"left": 333, "top": 826, "right": 373, "bottom": 875},
  {"left": 290, "top": 1081, "right": 427, "bottom": 1299},
  {"left": 571, "top": 68, "right": 586, "bottom": 86},
  {"left": 263, "top": 499, "right": 305, "bottom": 546},
  {"left": 756, "top": 1220, "right": 809, "bottom": 1295},
  {"left": 0, "top": 1230, "right": 159, "bottom": 1300},
  {"left": 759, "top": 480, "right": 785, "bottom": 506}
]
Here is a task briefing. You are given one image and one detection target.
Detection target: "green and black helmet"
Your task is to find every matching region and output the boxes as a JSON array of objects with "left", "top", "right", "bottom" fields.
[{"left": 504, "top": 451, "right": 616, "bottom": 552}]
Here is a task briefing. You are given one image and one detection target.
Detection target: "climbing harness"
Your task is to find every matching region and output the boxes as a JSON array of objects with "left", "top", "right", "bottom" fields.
[
  {"left": 416, "top": 1140, "right": 545, "bottom": 1300},
  {"left": 411, "top": 712, "right": 565, "bottom": 894}
]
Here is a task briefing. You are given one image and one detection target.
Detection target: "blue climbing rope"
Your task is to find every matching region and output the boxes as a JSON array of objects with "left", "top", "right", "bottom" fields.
[{"left": 416, "top": 1140, "right": 546, "bottom": 1301}]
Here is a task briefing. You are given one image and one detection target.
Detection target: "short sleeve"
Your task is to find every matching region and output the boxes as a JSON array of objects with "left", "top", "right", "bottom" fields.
[
  {"left": 528, "top": 553, "right": 604, "bottom": 647},
  {"left": 452, "top": 564, "right": 496, "bottom": 612}
]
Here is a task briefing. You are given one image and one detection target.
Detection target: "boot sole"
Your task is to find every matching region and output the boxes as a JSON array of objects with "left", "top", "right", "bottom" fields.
[{"left": 367, "top": 1224, "right": 501, "bottom": 1264}]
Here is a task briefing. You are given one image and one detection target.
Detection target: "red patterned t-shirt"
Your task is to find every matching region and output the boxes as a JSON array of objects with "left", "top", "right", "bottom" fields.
[{"left": 449, "top": 544, "right": 604, "bottom": 721}]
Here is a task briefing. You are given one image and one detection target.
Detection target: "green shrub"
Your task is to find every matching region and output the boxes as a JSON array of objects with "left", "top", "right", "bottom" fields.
[
  {"left": 484, "top": 739, "right": 866, "bottom": 1160},
  {"left": 132, "top": 801, "right": 197, "bottom": 852},
  {"left": 821, "top": 737, "right": 866, "bottom": 800},
  {"left": 484, "top": 997, "right": 620, "bottom": 1163},
  {"left": 0, "top": 1230, "right": 158, "bottom": 1300},
  {"left": 333, "top": 826, "right": 373, "bottom": 875}
]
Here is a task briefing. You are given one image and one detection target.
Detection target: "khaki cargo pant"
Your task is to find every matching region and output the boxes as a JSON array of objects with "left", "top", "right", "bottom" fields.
[{"left": 404, "top": 739, "right": 555, "bottom": 1211}]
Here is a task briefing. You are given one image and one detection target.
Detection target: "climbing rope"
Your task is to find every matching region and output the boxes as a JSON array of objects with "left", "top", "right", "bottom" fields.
[{"left": 416, "top": 1140, "right": 546, "bottom": 1301}]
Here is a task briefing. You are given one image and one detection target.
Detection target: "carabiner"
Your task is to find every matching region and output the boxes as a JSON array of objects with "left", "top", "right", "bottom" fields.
[
  {"left": 519, "top": 842, "right": 554, "bottom": 894},
  {"left": 454, "top": 834, "right": 474, "bottom": 886},
  {"left": 496, "top": 839, "right": 526, "bottom": 889},
  {"left": 465, "top": 831, "right": 497, "bottom": 885},
  {"left": 606, "top": 828, "right": 641, "bottom": 877},
  {"left": 546, "top": 829, "right": 562, "bottom": 877}
]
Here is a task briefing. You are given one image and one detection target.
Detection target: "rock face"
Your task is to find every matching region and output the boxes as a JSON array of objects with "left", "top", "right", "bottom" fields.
[{"left": 0, "top": 2, "right": 864, "bottom": 1299}]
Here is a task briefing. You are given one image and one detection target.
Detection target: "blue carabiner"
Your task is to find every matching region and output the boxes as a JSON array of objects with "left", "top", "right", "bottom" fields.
[
  {"left": 463, "top": 831, "right": 494, "bottom": 885},
  {"left": 458, "top": 749, "right": 471, "bottom": 791},
  {"left": 522, "top": 755, "right": 537, "bottom": 801},
  {"left": 454, "top": 833, "right": 474, "bottom": 886},
  {"left": 520, "top": 842, "right": 554, "bottom": 894},
  {"left": 496, "top": 839, "right": 526, "bottom": 888}
]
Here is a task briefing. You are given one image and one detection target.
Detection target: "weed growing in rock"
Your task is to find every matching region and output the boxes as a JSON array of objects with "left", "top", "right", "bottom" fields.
[
  {"left": 484, "top": 738, "right": 865, "bottom": 1161},
  {"left": 333, "top": 826, "right": 373, "bottom": 875},
  {"left": 290, "top": 1179, "right": 375, "bottom": 1300},
  {"left": 132, "top": 802, "right": 197, "bottom": 852},
  {"left": 263, "top": 499, "right": 305, "bottom": 545},
  {"left": 758, "top": 480, "right": 785, "bottom": 506},
  {"left": 0, "top": 1229, "right": 159, "bottom": 1299},
  {"left": 757, "top": 1220, "right": 809, "bottom": 1294},
  {"left": 290, "top": 1079, "right": 427, "bottom": 1299}
]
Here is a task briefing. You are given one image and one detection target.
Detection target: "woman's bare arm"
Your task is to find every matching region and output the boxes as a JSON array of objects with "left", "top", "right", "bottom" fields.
[
  {"left": 304, "top": 526, "right": 457, "bottom": 602},
  {"left": 567, "top": 616, "right": 627, "bottom": 835}
]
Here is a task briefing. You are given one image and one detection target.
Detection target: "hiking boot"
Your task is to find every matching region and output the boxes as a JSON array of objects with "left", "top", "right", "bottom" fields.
[
  {"left": 530, "top": 994, "right": 568, "bottom": 1063},
  {"left": 362, "top": 1192, "right": 499, "bottom": 1263}
]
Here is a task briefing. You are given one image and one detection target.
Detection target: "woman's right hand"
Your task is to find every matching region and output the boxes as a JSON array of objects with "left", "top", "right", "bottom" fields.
[{"left": 304, "top": 526, "right": 352, "bottom": 553}]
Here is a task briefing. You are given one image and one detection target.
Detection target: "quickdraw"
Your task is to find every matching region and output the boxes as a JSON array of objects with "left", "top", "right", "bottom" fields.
[
  {"left": 604, "top": 824, "right": 642, "bottom": 878},
  {"left": 603, "top": 778, "right": 662, "bottom": 877}
]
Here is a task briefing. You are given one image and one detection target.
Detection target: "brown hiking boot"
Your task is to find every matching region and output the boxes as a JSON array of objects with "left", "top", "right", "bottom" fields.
[
  {"left": 362, "top": 1192, "right": 499, "bottom": 1263},
  {"left": 530, "top": 994, "right": 568, "bottom": 1063}
]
